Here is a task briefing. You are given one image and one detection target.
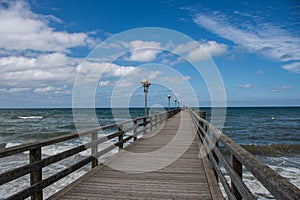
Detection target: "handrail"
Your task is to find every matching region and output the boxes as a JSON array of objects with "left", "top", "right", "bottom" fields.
[
  {"left": 0, "top": 108, "right": 181, "bottom": 200},
  {"left": 189, "top": 109, "right": 300, "bottom": 200}
]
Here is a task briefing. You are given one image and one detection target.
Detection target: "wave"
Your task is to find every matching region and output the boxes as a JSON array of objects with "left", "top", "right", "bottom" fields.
[
  {"left": 18, "top": 116, "right": 43, "bottom": 119},
  {"left": 242, "top": 144, "right": 300, "bottom": 156}
]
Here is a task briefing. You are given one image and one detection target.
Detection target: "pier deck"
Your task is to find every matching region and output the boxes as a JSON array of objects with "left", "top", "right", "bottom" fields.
[{"left": 50, "top": 111, "right": 222, "bottom": 200}]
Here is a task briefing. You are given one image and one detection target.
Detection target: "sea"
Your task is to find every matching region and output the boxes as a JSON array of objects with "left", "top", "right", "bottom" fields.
[{"left": 0, "top": 107, "right": 299, "bottom": 199}]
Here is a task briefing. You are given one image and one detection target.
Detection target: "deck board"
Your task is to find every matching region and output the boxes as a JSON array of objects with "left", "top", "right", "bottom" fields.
[{"left": 50, "top": 111, "right": 223, "bottom": 200}]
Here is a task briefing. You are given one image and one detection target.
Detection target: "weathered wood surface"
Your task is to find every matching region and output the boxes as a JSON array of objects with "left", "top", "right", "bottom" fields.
[
  {"left": 50, "top": 111, "right": 223, "bottom": 200},
  {"left": 191, "top": 110, "right": 300, "bottom": 200}
]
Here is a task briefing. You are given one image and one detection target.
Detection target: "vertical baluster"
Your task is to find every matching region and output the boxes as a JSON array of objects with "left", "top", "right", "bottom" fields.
[
  {"left": 232, "top": 155, "right": 242, "bottom": 200},
  {"left": 30, "top": 147, "right": 42, "bottom": 200},
  {"left": 150, "top": 116, "right": 153, "bottom": 131},
  {"left": 212, "top": 134, "right": 219, "bottom": 181},
  {"left": 133, "top": 120, "right": 137, "bottom": 141},
  {"left": 91, "top": 131, "right": 98, "bottom": 168},
  {"left": 143, "top": 118, "right": 147, "bottom": 135},
  {"left": 118, "top": 125, "right": 124, "bottom": 150}
]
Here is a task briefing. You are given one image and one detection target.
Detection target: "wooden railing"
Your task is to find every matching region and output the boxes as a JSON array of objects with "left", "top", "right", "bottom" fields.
[
  {"left": 0, "top": 109, "right": 181, "bottom": 200},
  {"left": 190, "top": 110, "right": 300, "bottom": 200}
]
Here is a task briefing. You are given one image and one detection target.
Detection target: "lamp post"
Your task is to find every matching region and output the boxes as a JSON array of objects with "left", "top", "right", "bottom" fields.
[
  {"left": 174, "top": 99, "right": 177, "bottom": 108},
  {"left": 167, "top": 95, "right": 171, "bottom": 111},
  {"left": 141, "top": 79, "right": 151, "bottom": 116}
]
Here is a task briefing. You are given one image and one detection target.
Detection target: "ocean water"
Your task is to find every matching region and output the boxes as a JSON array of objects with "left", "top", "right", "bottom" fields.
[{"left": 0, "top": 107, "right": 299, "bottom": 199}]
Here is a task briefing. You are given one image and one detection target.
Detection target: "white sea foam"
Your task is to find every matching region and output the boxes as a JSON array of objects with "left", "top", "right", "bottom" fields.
[{"left": 18, "top": 116, "right": 43, "bottom": 119}]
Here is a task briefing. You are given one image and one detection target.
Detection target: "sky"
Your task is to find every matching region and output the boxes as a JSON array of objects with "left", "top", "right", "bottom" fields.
[{"left": 0, "top": 0, "right": 299, "bottom": 108}]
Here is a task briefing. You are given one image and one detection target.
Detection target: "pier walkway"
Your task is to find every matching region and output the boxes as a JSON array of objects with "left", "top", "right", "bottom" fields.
[{"left": 50, "top": 111, "right": 222, "bottom": 199}]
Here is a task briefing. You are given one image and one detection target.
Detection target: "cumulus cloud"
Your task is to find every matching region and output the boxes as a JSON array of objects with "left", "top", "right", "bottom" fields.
[
  {"left": 124, "top": 40, "right": 162, "bottom": 62},
  {"left": 174, "top": 41, "right": 227, "bottom": 61},
  {"left": 0, "top": 1, "right": 94, "bottom": 52},
  {"left": 77, "top": 62, "right": 137, "bottom": 82},
  {"left": 282, "top": 62, "right": 300, "bottom": 74},
  {"left": 76, "top": 60, "right": 171, "bottom": 89},
  {"left": 238, "top": 84, "right": 253, "bottom": 88},
  {"left": 0, "top": 53, "right": 79, "bottom": 86}
]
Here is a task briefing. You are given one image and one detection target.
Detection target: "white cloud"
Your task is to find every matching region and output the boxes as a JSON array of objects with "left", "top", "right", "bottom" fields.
[
  {"left": 271, "top": 89, "right": 279, "bottom": 92},
  {"left": 99, "top": 81, "right": 110, "bottom": 87},
  {"left": 0, "top": 53, "right": 80, "bottom": 73},
  {"left": 8, "top": 87, "right": 31, "bottom": 93},
  {"left": 77, "top": 61, "right": 165, "bottom": 88},
  {"left": 77, "top": 62, "right": 137, "bottom": 82},
  {"left": 125, "top": 40, "right": 162, "bottom": 62},
  {"left": 34, "top": 86, "right": 55, "bottom": 93},
  {"left": 0, "top": 53, "right": 79, "bottom": 87},
  {"left": 238, "top": 84, "right": 253, "bottom": 88},
  {"left": 0, "top": 1, "right": 94, "bottom": 52},
  {"left": 157, "top": 75, "right": 191, "bottom": 85},
  {"left": 174, "top": 41, "right": 227, "bottom": 61},
  {"left": 115, "top": 70, "right": 162, "bottom": 87},
  {"left": 193, "top": 12, "right": 300, "bottom": 72},
  {"left": 282, "top": 62, "right": 300, "bottom": 74},
  {"left": 54, "top": 90, "right": 72, "bottom": 95},
  {"left": 282, "top": 85, "right": 293, "bottom": 90}
]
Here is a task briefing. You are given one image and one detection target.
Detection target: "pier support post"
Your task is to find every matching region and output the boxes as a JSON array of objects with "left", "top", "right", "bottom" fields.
[
  {"left": 30, "top": 147, "right": 42, "bottom": 200},
  {"left": 232, "top": 155, "right": 242, "bottom": 200},
  {"left": 91, "top": 132, "right": 98, "bottom": 168}
]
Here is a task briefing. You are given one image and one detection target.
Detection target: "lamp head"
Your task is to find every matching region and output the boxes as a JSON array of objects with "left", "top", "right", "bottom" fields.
[{"left": 141, "top": 79, "right": 149, "bottom": 85}]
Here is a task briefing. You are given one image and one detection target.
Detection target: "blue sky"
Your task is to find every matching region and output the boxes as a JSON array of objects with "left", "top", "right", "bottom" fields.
[{"left": 0, "top": 0, "right": 299, "bottom": 108}]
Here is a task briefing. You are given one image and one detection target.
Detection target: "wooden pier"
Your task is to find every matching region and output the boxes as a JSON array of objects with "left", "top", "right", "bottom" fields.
[
  {"left": 0, "top": 109, "right": 299, "bottom": 200},
  {"left": 49, "top": 111, "right": 222, "bottom": 200}
]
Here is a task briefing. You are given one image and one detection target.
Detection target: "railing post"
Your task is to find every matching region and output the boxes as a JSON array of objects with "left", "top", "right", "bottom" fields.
[
  {"left": 30, "top": 147, "right": 42, "bottom": 200},
  {"left": 133, "top": 120, "right": 137, "bottom": 141},
  {"left": 143, "top": 117, "right": 147, "bottom": 135},
  {"left": 198, "top": 118, "right": 203, "bottom": 138},
  {"left": 200, "top": 111, "right": 206, "bottom": 127},
  {"left": 91, "top": 132, "right": 98, "bottom": 168},
  {"left": 232, "top": 155, "right": 242, "bottom": 200},
  {"left": 212, "top": 135, "right": 219, "bottom": 181},
  {"left": 118, "top": 125, "right": 124, "bottom": 150},
  {"left": 150, "top": 116, "right": 153, "bottom": 131}
]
